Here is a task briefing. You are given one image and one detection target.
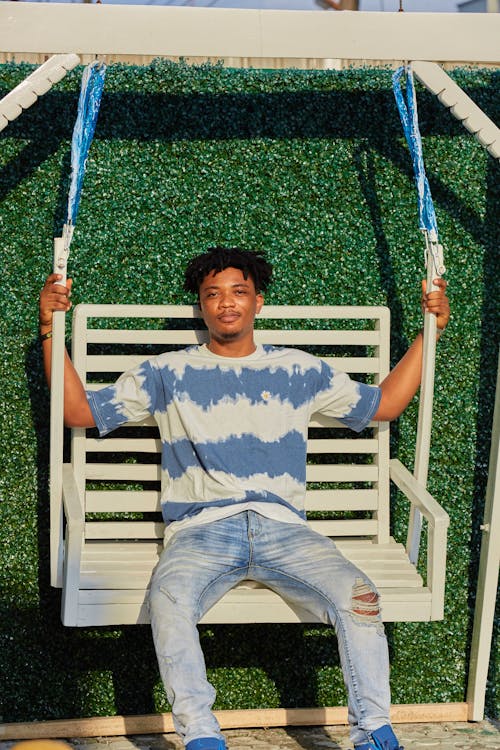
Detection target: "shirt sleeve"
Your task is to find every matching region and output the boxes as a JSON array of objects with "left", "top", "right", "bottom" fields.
[
  {"left": 86, "top": 360, "right": 158, "bottom": 437},
  {"left": 312, "top": 361, "right": 381, "bottom": 433}
]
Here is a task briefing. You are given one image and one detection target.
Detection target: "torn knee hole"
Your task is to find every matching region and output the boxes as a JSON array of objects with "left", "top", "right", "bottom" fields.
[{"left": 351, "top": 578, "right": 380, "bottom": 618}]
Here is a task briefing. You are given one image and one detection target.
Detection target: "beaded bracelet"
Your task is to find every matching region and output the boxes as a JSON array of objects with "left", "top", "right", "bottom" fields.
[{"left": 40, "top": 330, "right": 53, "bottom": 341}]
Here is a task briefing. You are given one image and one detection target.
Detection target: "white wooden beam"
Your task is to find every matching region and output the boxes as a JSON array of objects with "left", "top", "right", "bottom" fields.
[
  {"left": 0, "top": 4, "right": 499, "bottom": 64},
  {"left": 412, "top": 61, "right": 500, "bottom": 159},
  {"left": 0, "top": 703, "right": 469, "bottom": 740},
  {"left": 0, "top": 53, "right": 80, "bottom": 132}
]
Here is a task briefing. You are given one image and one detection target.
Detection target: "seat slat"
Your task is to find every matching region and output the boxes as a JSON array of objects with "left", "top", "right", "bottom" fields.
[
  {"left": 81, "top": 558, "right": 420, "bottom": 578},
  {"left": 79, "top": 536, "right": 423, "bottom": 592},
  {"left": 83, "top": 538, "right": 414, "bottom": 564},
  {"left": 79, "top": 586, "right": 432, "bottom": 607},
  {"left": 83, "top": 543, "right": 163, "bottom": 559},
  {"left": 73, "top": 596, "right": 434, "bottom": 627},
  {"left": 303, "top": 519, "right": 380, "bottom": 535},
  {"left": 80, "top": 538, "right": 405, "bottom": 558},
  {"left": 79, "top": 570, "right": 423, "bottom": 591},
  {"left": 336, "top": 545, "right": 408, "bottom": 559},
  {"left": 80, "top": 572, "right": 154, "bottom": 589}
]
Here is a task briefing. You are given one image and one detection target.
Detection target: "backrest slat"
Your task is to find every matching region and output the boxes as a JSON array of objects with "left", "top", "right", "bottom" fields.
[
  {"left": 86, "top": 328, "right": 381, "bottom": 346},
  {"left": 84, "top": 437, "right": 378, "bottom": 455},
  {"left": 84, "top": 488, "right": 380, "bottom": 515},
  {"left": 84, "top": 462, "right": 380, "bottom": 483},
  {"left": 86, "top": 490, "right": 161, "bottom": 513}
]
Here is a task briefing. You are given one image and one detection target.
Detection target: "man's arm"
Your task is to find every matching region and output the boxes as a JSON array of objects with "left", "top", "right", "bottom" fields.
[
  {"left": 374, "top": 278, "right": 450, "bottom": 422},
  {"left": 40, "top": 273, "right": 96, "bottom": 429}
]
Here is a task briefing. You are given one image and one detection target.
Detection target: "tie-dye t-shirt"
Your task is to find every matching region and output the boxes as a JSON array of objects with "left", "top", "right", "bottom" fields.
[{"left": 87, "top": 343, "right": 381, "bottom": 530}]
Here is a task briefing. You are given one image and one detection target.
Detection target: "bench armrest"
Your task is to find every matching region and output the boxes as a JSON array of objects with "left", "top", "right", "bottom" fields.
[
  {"left": 390, "top": 458, "right": 449, "bottom": 620},
  {"left": 62, "top": 464, "right": 85, "bottom": 530},
  {"left": 389, "top": 459, "right": 450, "bottom": 530},
  {"left": 61, "top": 464, "right": 85, "bottom": 626}
]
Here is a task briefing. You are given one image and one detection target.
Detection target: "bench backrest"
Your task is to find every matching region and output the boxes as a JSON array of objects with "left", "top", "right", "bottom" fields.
[{"left": 71, "top": 304, "right": 391, "bottom": 545}]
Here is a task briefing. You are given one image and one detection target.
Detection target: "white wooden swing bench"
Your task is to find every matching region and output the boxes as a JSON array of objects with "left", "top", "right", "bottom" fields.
[{"left": 50, "top": 302, "right": 449, "bottom": 628}]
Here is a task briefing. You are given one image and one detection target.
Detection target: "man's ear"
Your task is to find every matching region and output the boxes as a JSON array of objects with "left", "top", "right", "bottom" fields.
[{"left": 256, "top": 293, "right": 264, "bottom": 314}]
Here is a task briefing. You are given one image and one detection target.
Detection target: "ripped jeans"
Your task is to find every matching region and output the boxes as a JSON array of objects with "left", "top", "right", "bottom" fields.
[{"left": 149, "top": 510, "right": 390, "bottom": 747}]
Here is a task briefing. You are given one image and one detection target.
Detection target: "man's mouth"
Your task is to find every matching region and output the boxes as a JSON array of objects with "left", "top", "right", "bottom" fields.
[{"left": 218, "top": 313, "right": 239, "bottom": 323}]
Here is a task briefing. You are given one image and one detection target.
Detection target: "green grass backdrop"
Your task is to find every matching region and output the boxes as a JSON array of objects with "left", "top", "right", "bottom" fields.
[{"left": 0, "top": 61, "right": 498, "bottom": 722}]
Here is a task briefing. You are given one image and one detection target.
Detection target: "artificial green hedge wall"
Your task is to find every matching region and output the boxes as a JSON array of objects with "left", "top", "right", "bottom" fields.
[{"left": 0, "top": 61, "right": 498, "bottom": 723}]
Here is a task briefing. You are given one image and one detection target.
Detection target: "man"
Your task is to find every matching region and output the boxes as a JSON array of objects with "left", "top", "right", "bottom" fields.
[{"left": 39, "top": 247, "right": 450, "bottom": 750}]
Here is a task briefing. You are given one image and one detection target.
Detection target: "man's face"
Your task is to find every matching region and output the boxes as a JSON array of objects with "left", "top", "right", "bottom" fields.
[{"left": 198, "top": 266, "right": 264, "bottom": 350}]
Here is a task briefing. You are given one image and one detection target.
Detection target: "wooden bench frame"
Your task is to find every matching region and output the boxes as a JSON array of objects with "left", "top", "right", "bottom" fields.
[{"left": 50, "top": 302, "right": 449, "bottom": 627}]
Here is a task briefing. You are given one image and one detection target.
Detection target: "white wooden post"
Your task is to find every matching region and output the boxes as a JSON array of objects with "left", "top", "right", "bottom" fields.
[
  {"left": 407, "top": 232, "right": 444, "bottom": 564},
  {"left": 49, "top": 237, "right": 67, "bottom": 587},
  {"left": 467, "top": 348, "right": 500, "bottom": 720}
]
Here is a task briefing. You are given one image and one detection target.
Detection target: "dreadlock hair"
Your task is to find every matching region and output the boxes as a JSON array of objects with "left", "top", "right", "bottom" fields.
[{"left": 184, "top": 246, "right": 273, "bottom": 296}]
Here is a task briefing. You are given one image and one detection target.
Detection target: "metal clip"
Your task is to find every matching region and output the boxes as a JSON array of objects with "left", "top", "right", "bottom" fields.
[
  {"left": 431, "top": 242, "right": 446, "bottom": 276},
  {"left": 424, "top": 231, "right": 446, "bottom": 277}
]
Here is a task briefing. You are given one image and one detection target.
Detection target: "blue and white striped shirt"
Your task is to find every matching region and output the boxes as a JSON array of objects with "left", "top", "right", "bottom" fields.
[{"left": 87, "top": 344, "right": 381, "bottom": 533}]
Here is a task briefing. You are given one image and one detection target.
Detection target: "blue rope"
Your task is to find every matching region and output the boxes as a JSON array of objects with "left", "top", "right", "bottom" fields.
[
  {"left": 66, "top": 61, "right": 106, "bottom": 231},
  {"left": 392, "top": 65, "right": 438, "bottom": 240}
]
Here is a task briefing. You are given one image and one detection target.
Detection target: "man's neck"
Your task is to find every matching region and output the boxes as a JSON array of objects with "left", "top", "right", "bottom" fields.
[{"left": 207, "top": 337, "right": 257, "bottom": 358}]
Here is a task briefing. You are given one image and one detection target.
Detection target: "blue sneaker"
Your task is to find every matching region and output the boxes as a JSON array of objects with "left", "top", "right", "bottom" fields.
[
  {"left": 355, "top": 723, "right": 404, "bottom": 750},
  {"left": 185, "top": 739, "right": 226, "bottom": 750}
]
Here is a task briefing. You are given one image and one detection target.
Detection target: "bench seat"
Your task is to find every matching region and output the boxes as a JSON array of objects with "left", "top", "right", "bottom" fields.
[{"left": 70, "top": 535, "right": 431, "bottom": 627}]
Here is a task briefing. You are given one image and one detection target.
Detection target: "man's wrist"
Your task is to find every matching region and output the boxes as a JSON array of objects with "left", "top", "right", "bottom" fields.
[{"left": 40, "top": 321, "right": 53, "bottom": 341}]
